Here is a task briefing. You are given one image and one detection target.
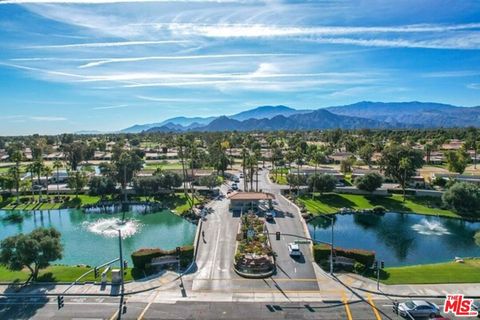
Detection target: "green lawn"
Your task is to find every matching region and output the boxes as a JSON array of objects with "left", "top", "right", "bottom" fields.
[
  {"left": 143, "top": 162, "right": 183, "bottom": 170},
  {"left": 1, "top": 194, "right": 101, "bottom": 211},
  {"left": 377, "top": 259, "right": 480, "bottom": 284},
  {"left": 0, "top": 265, "right": 139, "bottom": 283},
  {"left": 270, "top": 174, "right": 288, "bottom": 185},
  {"left": 298, "top": 193, "right": 460, "bottom": 218}
]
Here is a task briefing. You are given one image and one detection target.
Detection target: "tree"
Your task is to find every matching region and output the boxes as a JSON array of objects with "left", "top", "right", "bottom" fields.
[
  {"left": 307, "top": 174, "right": 336, "bottom": 195},
  {"left": 197, "top": 174, "right": 222, "bottom": 190},
  {"left": 113, "top": 151, "right": 144, "bottom": 202},
  {"left": 10, "top": 150, "right": 23, "bottom": 204},
  {"left": 0, "top": 227, "right": 63, "bottom": 282},
  {"left": 43, "top": 166, "right": 53, "bottom": 198},
  {"left": 464, "top": 127, "right": 477, "bottom": 169},
  {"left": 380, "top": 144, "right": 424, "bottom": 201},
  {"left": 286, "top": 173, "right": 307, "bottom": 192},
  {"left": 444, "top": 150, "right": 469, "bottom": 174},
  {"left": 67, "top": 170, "right": 88, "bottom": 198},
  {"left": 355, "top": 172, "right": 383, "bottom": 193},
  {"left": 88, "top": 176, "right": 116, "bottom": 200},
  {"left": 32, "top": 160, "right": 45, "bottom": 201},
  {"left": 358, "top": 145, "right": 375, "bottom": 168},
  {"left": 63, "top": 142, "right": 86, "bottom": 171},
  {"left": 52, "top": 160, "right": 63, "bottom": 197},
  {"left": 442, "top": 182, "right": 480, "bottom": 216},
  {"left": 340, "top": 158, "right": 354, "bottom": 174}
]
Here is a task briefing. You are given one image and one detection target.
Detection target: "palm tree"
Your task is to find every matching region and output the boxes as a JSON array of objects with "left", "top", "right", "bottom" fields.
[
  {"left": 33, "top": 160, "right": 44, "bottom": 202},
  {"left": 53, "top": 160, "right": 63, "bottom": 197},
  {"left": 43, "top": 166, "right": 53, "bottom": 198},
  {"left": 399, "top": 157, "right": 411, "bottom": 202},
  {"left": 10, "top": 150, "right": 23, "bottom": 204},
  {"left": 26, "top": 162, "right": 36, "bottom": 199}
]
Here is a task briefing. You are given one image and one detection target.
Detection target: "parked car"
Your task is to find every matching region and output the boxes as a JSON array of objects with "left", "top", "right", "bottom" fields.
[
  {"left": 472, "top": 301, "right": 479, "bottom": 318},
  {"left": 231, "top": 183, "right": 238, "bottom": 190},
  {"left": 233, "top": 176, "right": 240, "bottom": 183},
  {"left": 239, "top": 173, "right": 244, "bottom": 178},
  {"left": 288, "top": 243, "right": 302, "bottom": 257},
  {"left": 227, "top": 188, "right": 233, "bottom": 194},
  {"left": 394, "top": 300, "right": 440, "bottom": 318}
]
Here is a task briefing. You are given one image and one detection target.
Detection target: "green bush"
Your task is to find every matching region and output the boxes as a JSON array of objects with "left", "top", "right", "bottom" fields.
[
  {"left": 354, "top": 262, "right": 366, "bottom": 274},
  {"left": 313, "top": 244, "right": 375, "bottom": 267},
  {"left": 372, "top": 205, "right": 386, "bottom": 214},
  {"left": 131, "top": 245, "right": 194, "bottom": 269}
]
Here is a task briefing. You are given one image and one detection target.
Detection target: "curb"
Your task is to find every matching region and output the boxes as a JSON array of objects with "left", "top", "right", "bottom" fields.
[{"left": 352, "top": 286, "right": 480, "bottom": 299}]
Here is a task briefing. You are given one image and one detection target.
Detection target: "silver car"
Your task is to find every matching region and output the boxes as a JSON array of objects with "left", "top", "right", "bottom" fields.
[{"left": 394, "top": 300, "right": 440, "bottom": 318}]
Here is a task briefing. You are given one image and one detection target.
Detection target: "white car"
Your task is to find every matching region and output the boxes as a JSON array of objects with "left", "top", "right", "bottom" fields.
[{"left": 288, "top": 243, "right": 302, "bottom": 257}]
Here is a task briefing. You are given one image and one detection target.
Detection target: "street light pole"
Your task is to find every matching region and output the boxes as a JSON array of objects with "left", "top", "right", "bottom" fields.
[
  {"left": 117, "top": 229, "right": 125, "bottom": 320},
  {"left": 330, "top": 218, "right": 334, "bottom": 275}
]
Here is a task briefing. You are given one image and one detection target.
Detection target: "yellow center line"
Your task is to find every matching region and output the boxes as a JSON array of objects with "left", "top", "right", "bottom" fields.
[
  {"left": 342, "top": 292, "right": 353, "bottom": 320},
  {"left": 137, "top": 290, "right": 161, "bottom": 320},
  {"left": 367, "top": 294, "right": 382, "bottom": 320}
]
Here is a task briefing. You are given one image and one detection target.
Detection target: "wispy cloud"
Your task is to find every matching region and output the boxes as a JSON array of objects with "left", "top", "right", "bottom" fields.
[
  {"left": 78, "top": 53, "right": 294, "bottom": 68},
  {"left": 136, "top": 95, "right": 230, "bottom": 103},
  {"left": 422, "top": 71, "right": 480, "bottom": 78},
  {"left": 165, "top": 23, "right": 480, "bottom": 38},
  {"left": 467, "top": 83, "right": 480, "bottom": 90},
  {"left": 29, "top": 40, "right": 190, "bottom": 49},
  {"left": 1, "top": 0, "right": 255, "bottom": 3},
  {"left": 92, "top": 104, "right": 129, "bottom": 110},
  {"left": 30, "top": 116, "right": 67, "bottom": 121}
]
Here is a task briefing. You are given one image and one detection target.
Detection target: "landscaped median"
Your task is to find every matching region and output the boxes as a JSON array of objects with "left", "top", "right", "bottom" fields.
[
  {"left": 375, "top": 258, "right": 480, "bottom": 285},
  {"left": 234, "top": 213, "right": 275, "bottom": 278}
]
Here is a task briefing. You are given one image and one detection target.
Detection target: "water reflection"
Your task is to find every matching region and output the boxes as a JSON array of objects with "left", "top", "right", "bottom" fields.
[
  {"left": 308, "top": 212, "right": 480, "bottom": 266},
  {"left": 0, "top": 209, "right": 196, "bottom": 266}
]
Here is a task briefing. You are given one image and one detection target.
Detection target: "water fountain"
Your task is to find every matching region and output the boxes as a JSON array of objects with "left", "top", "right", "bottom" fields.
[
  {"left": 411, "top": 219, "right": 451, "bottom": 236},
  {"left": 83, "top": 218, "right": 142, "bottom": 238}
]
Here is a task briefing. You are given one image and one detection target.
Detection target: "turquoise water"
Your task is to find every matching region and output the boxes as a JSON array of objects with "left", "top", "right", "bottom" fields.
[
  {"left": 0, "top": 209, "right": 197, "bottom": 266},
  {"left": 308, "top": 212, "right": 480, "bottom": 267}
]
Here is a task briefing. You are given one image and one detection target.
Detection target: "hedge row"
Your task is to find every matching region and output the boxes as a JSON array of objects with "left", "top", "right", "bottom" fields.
[
  {"left": 313, "top": 244, "right": 375, "bottom": 267},
  {"left": 131, "top": 245, "right": 194, "bottom": 269}
]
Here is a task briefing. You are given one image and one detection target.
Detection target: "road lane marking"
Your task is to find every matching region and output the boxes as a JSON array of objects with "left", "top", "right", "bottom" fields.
[
  {"left": 208, "top": 227, "right": 221, "bottom": 279},
  {"left": 137, "top": 290, "right": 161, "bottom": 320},
  {"left": 367, "top": 294, "right": 382, "bottom": 320},
  {"left": 342, "top": 293, "right": 353, "bottom": 320}
]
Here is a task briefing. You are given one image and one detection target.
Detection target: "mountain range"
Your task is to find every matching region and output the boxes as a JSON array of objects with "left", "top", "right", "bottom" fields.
[{"left": 121, "top": 102, "right": 480, "bottom": 133}]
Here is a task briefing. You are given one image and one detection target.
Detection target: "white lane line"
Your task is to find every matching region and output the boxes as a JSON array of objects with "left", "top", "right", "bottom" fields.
[{"left": 209, "top": 227, "right": 221, "bottom": 279}]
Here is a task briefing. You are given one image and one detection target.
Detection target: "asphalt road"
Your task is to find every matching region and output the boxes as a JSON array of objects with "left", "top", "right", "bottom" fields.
[
  {"left": 0, "top": 296, "right": 463, "bottom": 320},
  {"left": 190, "top": 168, "right": 319, "bottom": 294}
]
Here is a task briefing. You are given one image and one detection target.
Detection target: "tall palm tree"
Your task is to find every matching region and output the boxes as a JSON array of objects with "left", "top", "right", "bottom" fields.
[
  {"left": 10, "top": 150, "right": 23, "bottom": 204},
  {"left": 43, "top": 166, "right": 53, "bottom": 198},
  {"left": 26, "top": 162, "right": 36, "bottom": 199},
  {"left": 33, "top": 160, "right": 44, "bottom": 202},
  {"left": 53, "top": 160, "right": 63, "bottom": 197}
]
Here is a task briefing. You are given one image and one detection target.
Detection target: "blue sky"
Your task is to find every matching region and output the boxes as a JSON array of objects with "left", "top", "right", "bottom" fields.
[{"left": 0, "top": 0, "right": 479, "bottom": 135}]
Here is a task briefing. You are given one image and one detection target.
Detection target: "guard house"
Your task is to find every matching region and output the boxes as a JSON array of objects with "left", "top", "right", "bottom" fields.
[{"left": 228, "top": 192, "right": 275, "bottom": 213}]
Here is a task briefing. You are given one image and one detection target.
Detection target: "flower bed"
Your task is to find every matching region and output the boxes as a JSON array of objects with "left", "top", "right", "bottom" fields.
[{"left": 234, "top": 213, "right": 275, "bottom": 278}]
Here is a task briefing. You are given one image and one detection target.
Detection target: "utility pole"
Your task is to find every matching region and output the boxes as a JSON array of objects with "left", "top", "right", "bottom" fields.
[{"left": 117, "top": 229, "right": 125, "bottom": 319}]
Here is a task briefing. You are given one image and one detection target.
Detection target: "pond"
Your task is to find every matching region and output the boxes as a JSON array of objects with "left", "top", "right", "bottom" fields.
[
  {"left": 308, "top": 212, "right": 480, "bottom": 267},
  {"left": 0, "top": 209, "right": 196, "bottom": 266}
]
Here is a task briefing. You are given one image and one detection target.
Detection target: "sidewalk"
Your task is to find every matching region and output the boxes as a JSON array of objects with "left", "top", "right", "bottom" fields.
[
  {"left": 0, "top": 270, "right": 180, "bottom": 297},
  {"left": 336, "top": 272, "right": 480, "bottom": 299}
]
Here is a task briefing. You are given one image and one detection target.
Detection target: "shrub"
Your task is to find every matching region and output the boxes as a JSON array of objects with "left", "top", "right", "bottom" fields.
[
  {"left": 442, "top": 182, "right": 480, "bottom": 216},
  {"left": 355, "top": 173, "right": 383, "bottom": 193},
  {"left": 372, "top": 205, "right": 386, "bottom": 214},
  {"left": 313, "top": 244, "right": 375, "bottom": 267},
  {"left": 131, "top": 245, "right": 194, "bottom": 269},
  {"left": 354, "top": 262, "right": 366, "bottom": 274}
]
